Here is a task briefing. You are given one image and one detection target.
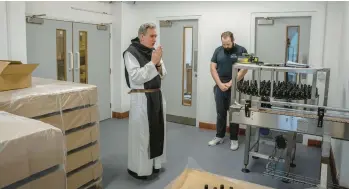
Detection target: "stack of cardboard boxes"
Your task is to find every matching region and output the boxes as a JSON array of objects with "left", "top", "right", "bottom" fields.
[
  {"left": 0, "top": 61, "right": 103, "bottom": 189},
  {"left": 0, "top": 111, "right": 66, "bottom": 189}
]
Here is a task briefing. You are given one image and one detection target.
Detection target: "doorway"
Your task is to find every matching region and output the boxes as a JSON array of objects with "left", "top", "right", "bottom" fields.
[
  {"left": 255, "top": 16, "right": 311, "bottom": 82},
  {"left": 26, "top": 18, "right": 111, "bottom": 121},
  {"left": 159, "top": 19, "right": 198, "bottom": 126},
  {"left": 254, "top": 16, "right": 311, "bottom": 143}
]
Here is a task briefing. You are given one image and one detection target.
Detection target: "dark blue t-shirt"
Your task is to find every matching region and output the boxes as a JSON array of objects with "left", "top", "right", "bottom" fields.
[{"left": 211, "top": 44, "right": 247, "bottom": 83}]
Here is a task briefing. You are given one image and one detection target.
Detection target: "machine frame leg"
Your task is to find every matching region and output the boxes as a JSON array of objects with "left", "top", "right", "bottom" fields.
[
  {"left": 282, "top": 131, "right": 296, "bottom": 183},
  {"left": 319, "top": 134, "right": 331, "bottom": 189},
  {"left": 252, "top": 128, "right": 260, "bottom": 159},
  {"left": 242, "top": 125, "right": 252, "bottom": 173},
  {"left": 290, "top": 132, "right": 297, "bottom": 168}
]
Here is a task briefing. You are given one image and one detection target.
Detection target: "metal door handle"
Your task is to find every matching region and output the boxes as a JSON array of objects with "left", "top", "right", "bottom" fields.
[
  {"left": 69, "top": 52, "right": 73, "bottom": 71},
  {"left": 75, "top": 52, "right": 80, "bottom": 70}
]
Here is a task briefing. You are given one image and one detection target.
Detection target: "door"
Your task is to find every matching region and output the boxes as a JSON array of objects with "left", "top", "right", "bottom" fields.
[
  {"left": 26, "top": 19, "right": 111, "bottom": 121},
  {"left": 160, "top": 19, "right": 198, "bottom": 126},
  {"left": 254, "top": 17, "right": 311, "bottom": 142},
  {"left": 72, "top": 23, "right": 111, "bottom": 121},
  {"left": 255, "top": 16, "right": 311, "bottom": 82},
  {"left": 26, "top": 19, "right": 73, "bottom": 81}
]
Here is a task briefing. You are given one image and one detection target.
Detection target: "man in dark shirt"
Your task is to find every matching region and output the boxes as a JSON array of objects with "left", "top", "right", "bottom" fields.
[{"left": 208, "top": 31, "right": 248, "bottom": 150}]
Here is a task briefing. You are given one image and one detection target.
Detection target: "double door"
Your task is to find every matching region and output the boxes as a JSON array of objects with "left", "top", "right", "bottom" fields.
[{"left": 26, "top": 18, "right": 111, "bottom": 121}]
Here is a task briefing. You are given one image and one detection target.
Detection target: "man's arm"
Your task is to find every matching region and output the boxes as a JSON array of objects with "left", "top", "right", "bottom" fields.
[
  {"left": 210, "top": 62, "right": 222, "bottom": 86},
  {"left": 225, "top": 69, "right": 247, "bottom": 88},
  {"left": 124, "top": 52, "right": 158, "bottom": 85},
  {"left": 211, "top": 62, "right": 228, "bottom": 91},
  {"left": 210, "top": 48, "right": 228, "bottom": 91},
  {"left": 237, "top": 69, "right": 248, "bottom": 81}
]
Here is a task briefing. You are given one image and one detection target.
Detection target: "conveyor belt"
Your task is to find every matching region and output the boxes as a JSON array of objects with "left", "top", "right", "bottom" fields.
[
  {"left": 252, "top": 108, "right": 349, "bottom": 124},
  {"left": 230, "top": 105, "right": 349, "bottom": 141}
]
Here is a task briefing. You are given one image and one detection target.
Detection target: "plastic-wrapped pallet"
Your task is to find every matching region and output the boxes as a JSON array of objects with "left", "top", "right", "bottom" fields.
[
  {"left": 0, "top": 77, "right": 103, "bottom": 189},
  {"left": 0, "top": 111, "right": 66, "bottom": 189}
]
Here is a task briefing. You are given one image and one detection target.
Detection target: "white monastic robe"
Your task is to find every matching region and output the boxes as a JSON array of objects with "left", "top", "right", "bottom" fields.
[{"left": 124, "top": 44, "right": 167, "bottom": 177}]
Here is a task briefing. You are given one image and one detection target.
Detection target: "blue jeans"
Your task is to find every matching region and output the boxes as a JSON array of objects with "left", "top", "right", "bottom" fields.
[{"left": 214, "top": 85, "right": 239, "bottom": 140}]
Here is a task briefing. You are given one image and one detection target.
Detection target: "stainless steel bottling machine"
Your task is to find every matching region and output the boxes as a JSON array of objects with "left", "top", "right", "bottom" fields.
[{"left": 229, "top": 63, "right": 349, "bottom": 189}]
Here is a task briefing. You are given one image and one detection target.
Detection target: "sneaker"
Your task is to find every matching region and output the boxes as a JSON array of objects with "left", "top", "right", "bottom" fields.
[
  {"left": 230, "top": 140, "right": 239, "bottom": 151},
  {"left": 208, "top": 137, "right": 224, "bottom": 146}
]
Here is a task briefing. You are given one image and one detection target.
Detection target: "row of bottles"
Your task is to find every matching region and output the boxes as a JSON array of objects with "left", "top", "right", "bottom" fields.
[
  {"left": 237, "top": 80, "right": 319, "bottom": 100},
  {"left": 204, "top": 184, "right": 233, "bottom": 189}
]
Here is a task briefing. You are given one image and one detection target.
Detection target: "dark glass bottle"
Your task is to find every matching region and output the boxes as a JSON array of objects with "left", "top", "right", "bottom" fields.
[
  {"left": 289, "top": 90, "right": 294, "bottom": 100},
  {"left": 275, "top": 84, "right": 280, "bottom": 98},
  {"left": 204, "top": 184, "right": 208, "bottom": 189},
  {"left": 260, "top": 87, "right": 265, "bottom": 97},
  {"left": 246, "top": 83, "right": 250, "bottom": 94},
  {"left": 308, "top": 87, "right": 311, "bottom": 99},
  {"left": 253, "top": 83, "right": 258, "bottom": 96},
  {"left": 241, "top": 81, "right": 247, "bottom": 93},
  {"left": 296, "top": 89, "right": 301, "bottom": 100},
  {"left": 237, "top": 80, "right": 242, "bottom": 92},
  {"left": 220, "top": 185, "right": 224, "bottom": 189},
  {"left": 295, "top": 87, "right": 299, "bottom": 99},
  {"left": 282, "top": 91, "right": 286, "bottom": 99}
]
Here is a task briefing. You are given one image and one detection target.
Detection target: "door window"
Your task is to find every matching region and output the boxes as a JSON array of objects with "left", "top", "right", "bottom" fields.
[
  {"left": 56, "top": 29, "right": 66, "bottom": 81},
  {"left": 182, "top": 27, "right": 193, "bottom": 106},
  {"left": 285, "top": 26, "right": 300, "bottom": 83},
  {"left": 79, "top": 31, "right": 88, "bottom": 84}
]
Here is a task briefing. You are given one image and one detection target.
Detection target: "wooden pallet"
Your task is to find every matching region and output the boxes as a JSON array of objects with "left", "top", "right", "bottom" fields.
[{"left": 81, "top": 178, "right": 102, "bottom": 189}]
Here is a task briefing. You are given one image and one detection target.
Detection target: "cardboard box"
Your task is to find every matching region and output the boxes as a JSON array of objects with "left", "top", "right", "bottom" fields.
[
  {"left": 165, "top": 168, "right": 274, "bottom": 189},
  {"left": 65, "top": 124, "right": 99, "bottom": 152},
  {"left": 66, "top": 142, "right": 100, "bottom": 173},
  {"left": 0, "top": 77, "right": 98, "bottom": 118},
  {"left": 0, "top": 61, "right": 38, "bottom": 91},
  {"left": 17, "top": 168, "right": 66, "bottom": 189},
  {"left": 67, "top": 161, "right": 102, "bottom": 189},
  {"left": 0, "top": 111, "right": 65, "bottom": 188},
  {"left": 39, "top": 105, "right": 99, "bottom": 132}
]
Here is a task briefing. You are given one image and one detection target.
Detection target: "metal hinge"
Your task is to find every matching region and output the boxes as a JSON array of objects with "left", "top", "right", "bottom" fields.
[
  {"left": 110, "top": 103, "right": 111, "bottom": 108},
  {"left": 110, "top": 68, "right": 111, "bottom": 74}
]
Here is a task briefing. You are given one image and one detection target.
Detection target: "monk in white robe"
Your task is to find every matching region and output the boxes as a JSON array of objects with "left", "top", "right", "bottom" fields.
[{"left": 123, "top": 23, "right": 167, "bottom": 179}]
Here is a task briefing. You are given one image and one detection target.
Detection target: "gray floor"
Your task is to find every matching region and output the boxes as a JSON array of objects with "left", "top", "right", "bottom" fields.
[{"left": 99, "top": 118, "right": 322, "bottom": 189}]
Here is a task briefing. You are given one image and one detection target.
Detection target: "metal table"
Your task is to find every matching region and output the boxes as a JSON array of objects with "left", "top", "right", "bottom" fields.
[{"left": 228, "top": 63, "right": 348, "bottom": 189}]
